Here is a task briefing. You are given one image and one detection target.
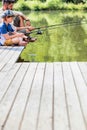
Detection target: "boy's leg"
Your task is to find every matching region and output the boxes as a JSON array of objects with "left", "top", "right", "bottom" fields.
[
  {"left": 12, "top": 37, "right": 28, "bottom": 46},
  {"left": 4, "top": 37, "right": 28, "bottom": 46},
  {"left": 4, "top": 38, "right": 21, "bottom": 46}
]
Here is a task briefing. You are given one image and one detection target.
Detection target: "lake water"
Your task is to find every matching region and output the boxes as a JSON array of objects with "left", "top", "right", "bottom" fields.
[{"left": 19, "top": 11, "right": 87, "bottom": 62}]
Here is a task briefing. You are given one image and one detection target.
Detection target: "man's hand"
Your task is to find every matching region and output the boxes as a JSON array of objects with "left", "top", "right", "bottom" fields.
[{"left": 27, "top": 26, "right": 35, "bottom": 31}]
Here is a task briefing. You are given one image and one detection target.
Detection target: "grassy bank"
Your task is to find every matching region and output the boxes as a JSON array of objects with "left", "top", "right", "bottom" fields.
[{"left": 14, "top": 0, "right": 87, "bottom": 11}]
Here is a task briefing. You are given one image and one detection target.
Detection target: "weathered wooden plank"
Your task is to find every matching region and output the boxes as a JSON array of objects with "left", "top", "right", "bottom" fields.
[
  {"left": 0, "top": 61, "right": 86, "bottom": 130},
  {"left": 70, "top": 62, "right": 87, "bottom": 128},
  {"left": 0, "top": 63, "right": 6, "bottom": 71},
  {"left": 0, "top": 63, "right": 21, "bottom": 102},
  {"left": 7, "top": 46, "right": 24, "bottom": 64},
  {"left": 0, "top": 47, "right": 12, "bottom": 70},
  {"left": 0, "top": 46, "right": 24, "bottom": 65},
  {"left": 0, "top": 46, "right": 7, "bottom": 55},
  {"left": 54, "top": 62, "right": 69, "bottom": 130},
  {"left": 0, "top": 46, "right": 24, "bottom": 64},
  {"left": 77, "top": 62, "right": 87, "bottom": 85},
  {"left": 1, "top": 47, "right": 18, "bottom": 63},
  {"left": 0, "top": 47, "right": 18, "bottom": 71},
  {"left": 0, "top": 63, "right": 22, "bottom": 130},
  {"left": 0, "top": 63, "right": 29, "bottom": 129},
  {"left": 0, "top": 46, "right": 24, "bottom": 79},
  {"left": 62, "top": 62, "right": 86, "bottom": 130},
  {"left": 3, "top": 63, "right": 38, "bottom": 130},
  {"left": 0, "top": 63, "right": 16, "bottom": 83},
  {"left": 20, "top": 63, "right": 45, "bottom": 130},
  {"left": 37, "top": 63, "right": 53, "bottom": 130},
  {"left": 0, "top": 47, "right": 12, "bottom": 62}
]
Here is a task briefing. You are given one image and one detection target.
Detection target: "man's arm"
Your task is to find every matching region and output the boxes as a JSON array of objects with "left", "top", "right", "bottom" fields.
[{"left": 13, "top": 10, "right": 28, "bottom": 20}]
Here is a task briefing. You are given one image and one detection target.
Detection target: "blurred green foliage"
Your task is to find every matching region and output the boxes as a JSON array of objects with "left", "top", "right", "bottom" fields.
[{"left": 14, "top": 0, "right": 87, "bottom": 11}]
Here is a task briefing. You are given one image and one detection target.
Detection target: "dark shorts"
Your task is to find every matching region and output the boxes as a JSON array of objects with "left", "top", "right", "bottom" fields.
[
  {"left": 17, "top": 29, "right": 26, "bottom": 34},
  {"left": 13, "top": 16, "right": 26, "bottom": 34},
  {"left": 13, "top": 15, "right": 20, "bottom": 27}
]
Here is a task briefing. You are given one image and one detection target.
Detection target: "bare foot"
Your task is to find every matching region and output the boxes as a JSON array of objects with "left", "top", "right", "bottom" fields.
[{"left": 19, "top": 41, "right": 28, "bottom": 46}]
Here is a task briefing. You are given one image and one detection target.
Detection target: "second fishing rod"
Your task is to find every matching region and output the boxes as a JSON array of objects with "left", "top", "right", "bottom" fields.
[{"left": 25, "top": 20, "right": 86, "bottom": 35}]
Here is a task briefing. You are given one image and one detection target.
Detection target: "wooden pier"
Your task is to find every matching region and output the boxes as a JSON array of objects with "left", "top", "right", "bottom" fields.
[{"left": 0, "top": 46, "right": 87, "bottom": 130}]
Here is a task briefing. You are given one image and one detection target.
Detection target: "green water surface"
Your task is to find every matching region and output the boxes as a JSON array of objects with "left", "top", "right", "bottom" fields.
[{"left": 19, "top": 11, "right": 87, "bottom": 62}]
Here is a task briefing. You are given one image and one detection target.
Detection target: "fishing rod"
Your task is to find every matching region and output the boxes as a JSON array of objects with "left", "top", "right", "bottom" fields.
[
  {"left": 35, "top": 21, "right": 81, "bottom": 29},
  {"left": 25, "top": 21, "right": 86, "bottom": 35}
]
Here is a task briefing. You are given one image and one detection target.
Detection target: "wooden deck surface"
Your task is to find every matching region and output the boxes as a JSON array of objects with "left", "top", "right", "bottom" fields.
[{"left": 0, "top": 46, "right": 87, "bottom": 130}]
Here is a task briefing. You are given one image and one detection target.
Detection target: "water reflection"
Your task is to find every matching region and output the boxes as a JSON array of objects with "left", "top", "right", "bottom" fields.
[{"left": 19, "top": 11, "right": 87, "bottom": 62}]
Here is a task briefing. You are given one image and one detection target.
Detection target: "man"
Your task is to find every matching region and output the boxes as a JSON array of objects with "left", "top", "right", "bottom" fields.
[{"left": 0, "top": 0, "right": 37, "bottom": 41}]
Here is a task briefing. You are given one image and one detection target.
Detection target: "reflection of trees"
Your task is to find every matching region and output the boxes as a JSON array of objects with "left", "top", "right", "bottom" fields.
[
  {"left": 21, "top": 11, "right": 87, "bottom": 61},
  {"left": 22, "top": 17, "right": 52, "bottom": 62},
  {"left": 62, "top": 15, "right": 85, "bottom": 24},
  {"left": 37, "top": 18, "right": 52, "bottom": 61},
  {"left": 70, "top": 25, "right": 87, "bottom": 61},
  {"left": 48, "top": 17, "right": 87, "bottom": 61},
  {"left": 63, "top": 16, "right": 87, "bottom": 61},
  {"left": 62, "top": 15, "right": 86, "bottom": 43}
]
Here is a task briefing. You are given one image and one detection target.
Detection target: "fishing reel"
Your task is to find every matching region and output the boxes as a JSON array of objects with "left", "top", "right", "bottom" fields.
[{"left": 36, "top": 28, "right": 43, "bottom": 35}]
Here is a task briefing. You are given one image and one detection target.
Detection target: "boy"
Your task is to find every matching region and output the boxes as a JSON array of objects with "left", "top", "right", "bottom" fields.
[{"left": 0, "top": 10, "right": 28, "bottom": 46}]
